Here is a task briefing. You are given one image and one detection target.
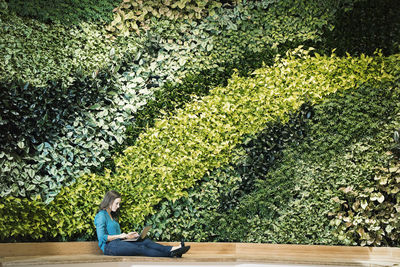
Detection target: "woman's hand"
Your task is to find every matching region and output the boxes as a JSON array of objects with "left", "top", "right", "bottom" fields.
[
  {"left": 119, "top": 233, "right": 129, "bottom": 239},
  {"left": 127, "top": 232, "right": 139, "bottom": 239}
]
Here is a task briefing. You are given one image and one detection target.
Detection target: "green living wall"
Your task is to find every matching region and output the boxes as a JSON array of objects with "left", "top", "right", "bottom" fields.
[
  {"left": 1, "top": 0, "right": 400, "bottom": 245},
  {"left": 1, "top": 49, "right": 399, "bottom": 242},
  {"left": 1, "top": 0, "right": 342, "bottom": 203}
]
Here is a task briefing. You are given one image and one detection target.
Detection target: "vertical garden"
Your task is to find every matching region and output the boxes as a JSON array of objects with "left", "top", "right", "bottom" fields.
[{"left": 1, "top": 0, "right": 400, "bottom": 247}]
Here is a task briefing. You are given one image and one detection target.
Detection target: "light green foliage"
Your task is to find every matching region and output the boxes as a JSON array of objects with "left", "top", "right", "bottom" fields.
[
  {"left": 108, "top": 0, "right": 232, "bottom": 35},
  {"left": 0, "top": 10, "right": 132, "bottom": 86},
  {"left": 0, "top": 196, "right": 52, "bottom": 240},
  {"left": 0, "top": 171, "right": 112, "bottom": 240}
]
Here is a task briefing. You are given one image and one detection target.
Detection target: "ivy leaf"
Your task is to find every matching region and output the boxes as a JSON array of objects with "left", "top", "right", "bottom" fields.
[
  {"left": 360, "top": 200, "right": 368, "bottom": 210},
  {"left": 17, "top": 141, "right": 25, "bottom": 149}
]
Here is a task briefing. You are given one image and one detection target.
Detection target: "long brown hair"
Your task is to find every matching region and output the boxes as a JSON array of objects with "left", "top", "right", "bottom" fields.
[{"left": 98, "top": 190, "right": 121, "bottom": 214}]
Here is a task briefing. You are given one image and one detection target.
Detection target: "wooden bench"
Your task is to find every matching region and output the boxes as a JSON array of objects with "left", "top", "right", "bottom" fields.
[{"left": 1, "top": 241, "right": 400, "bottom": 266}]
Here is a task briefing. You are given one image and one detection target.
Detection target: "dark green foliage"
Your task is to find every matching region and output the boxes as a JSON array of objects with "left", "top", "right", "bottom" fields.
[
  {"left": 220, "top": 106, "right": 313, "bottom": 211},
  {"left": 6, "top": 0, "right": 120, "bottom": 24},
  {"left": 323, "top": 0, "right": 400, "bottom": 56},
  {"left": 0, "top": 66, "right": 121, "bottom": 199},
  {"left": 142, "top": 104, "right": 314, "bottom": 242},
  {"left": 0, "top": 73, "right": 114, "bottom": 155},
  {"left": 393, "top": 126, "right": 400, "bottom": 157},
  {"left": 217, "top": 82, "right": 400, "bottom": 244}
]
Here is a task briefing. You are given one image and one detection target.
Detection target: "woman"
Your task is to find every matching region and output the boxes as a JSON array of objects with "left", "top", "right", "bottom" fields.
[{"left": 94, "top": 190, "right": 190, "bottom": 257}]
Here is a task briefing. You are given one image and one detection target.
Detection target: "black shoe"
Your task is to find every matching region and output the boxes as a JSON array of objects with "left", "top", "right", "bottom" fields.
[{"left": 170, "top": 245, "right": 191, "bottom": 258}]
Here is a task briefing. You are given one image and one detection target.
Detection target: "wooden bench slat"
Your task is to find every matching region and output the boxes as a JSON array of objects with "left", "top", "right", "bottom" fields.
[
  {"left": 1, "top": 242, "right": 400, "bottom": 266},
  {"left": 0, "top": 242, "right": 102, "bottom": 257}
]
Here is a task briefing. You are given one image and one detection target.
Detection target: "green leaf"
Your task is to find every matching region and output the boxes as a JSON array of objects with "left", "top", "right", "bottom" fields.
[{"left": 17, "top": 141, "right": 25, "bottom": 149}]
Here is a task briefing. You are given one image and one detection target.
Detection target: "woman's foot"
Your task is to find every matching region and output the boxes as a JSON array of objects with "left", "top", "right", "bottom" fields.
[
  {"left": 170, "top": 245, "right": 191, "bottom": 258},
  {"left": 170, "top": 244, "right": 182, "bottom": 251},
  {"left": 171, "top": 239, "right": 185, "bottom": 252}
]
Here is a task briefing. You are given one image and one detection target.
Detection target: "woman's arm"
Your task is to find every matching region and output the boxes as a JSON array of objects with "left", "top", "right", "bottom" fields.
[
  {"left": 107, "top": 233, "right": 128, "bottom": 241},
  {"left": 107, "top": 232, "right": 139, "bottom": 241}
]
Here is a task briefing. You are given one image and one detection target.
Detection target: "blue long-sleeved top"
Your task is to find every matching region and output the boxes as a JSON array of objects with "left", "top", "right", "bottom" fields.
[{"left": 94, "top": 210, "right": 121, "bottom": 253}]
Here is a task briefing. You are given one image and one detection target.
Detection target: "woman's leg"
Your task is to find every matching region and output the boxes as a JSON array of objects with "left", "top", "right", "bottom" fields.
[
  {"left": 141, "top": 239, "right": 173, "bottom": 254},
  {"left": 104, "top": 240, "right": 172, "bottom": 257}
]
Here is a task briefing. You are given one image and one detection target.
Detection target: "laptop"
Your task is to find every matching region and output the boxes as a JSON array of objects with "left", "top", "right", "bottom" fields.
[{"left": 122, "top": 226, "right": 152, "bottom": 242}]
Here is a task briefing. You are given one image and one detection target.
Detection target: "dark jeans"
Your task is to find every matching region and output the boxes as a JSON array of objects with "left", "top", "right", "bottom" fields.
[{"left": 104, "top": 238, "right": 173, "bottom": 257}]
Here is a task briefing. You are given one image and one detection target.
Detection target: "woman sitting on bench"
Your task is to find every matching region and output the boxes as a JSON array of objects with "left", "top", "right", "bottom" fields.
[{"left": 94, "top": 190, "right": 190, "bottom": 257}]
